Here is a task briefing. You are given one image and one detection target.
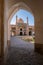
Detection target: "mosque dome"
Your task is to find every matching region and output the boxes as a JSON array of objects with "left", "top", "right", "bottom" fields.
[{"left": 17, "top": 18, "right": 24, "bottom": 23}]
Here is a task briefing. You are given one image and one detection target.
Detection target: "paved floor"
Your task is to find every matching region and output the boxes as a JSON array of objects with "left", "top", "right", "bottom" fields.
[{"left": 5, "top": 36, "right": 43, "bottom": 65}]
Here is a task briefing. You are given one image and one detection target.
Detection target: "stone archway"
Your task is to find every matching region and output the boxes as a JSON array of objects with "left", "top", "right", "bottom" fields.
[
  {"left": 0, "top": 0, "right": 43, "bottom": 58},
  {"left": 7, "top": 1, "right": 43, "bottom": 54},
  {"left": 8, "top": 2, "right": 34, "bottom": 43}
]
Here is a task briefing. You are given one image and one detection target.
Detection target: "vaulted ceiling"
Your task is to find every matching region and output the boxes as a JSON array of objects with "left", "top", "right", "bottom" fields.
[{"left": 6, "top": 0, "right": 43, "bottom": 22}]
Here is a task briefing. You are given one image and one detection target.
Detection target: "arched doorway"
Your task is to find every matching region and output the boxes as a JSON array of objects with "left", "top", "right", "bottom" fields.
[
  {"left": 29, "top": 31, "right": 32, "bottom": 36},
  {"left": 2, "top": 1, "right": 36, "bottom": 60},
  {"left": 20, "top": 28, "right": 23, "bottom": 35},
  {"left": 8, "top": 2, "right": 34, "bottom": 43},
  {"left": 3, "top": 2, "right": 35, "bottom": 57}
]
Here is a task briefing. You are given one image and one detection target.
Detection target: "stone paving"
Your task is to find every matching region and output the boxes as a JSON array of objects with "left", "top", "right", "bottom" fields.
[{"left": 5, "top": 36, "right": 43, "bottom": 65}]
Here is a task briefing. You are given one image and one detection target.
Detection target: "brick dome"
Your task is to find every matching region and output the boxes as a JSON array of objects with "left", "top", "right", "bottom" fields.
[{"left": 17, "top": 18, "right": 24, "bottom": 23}]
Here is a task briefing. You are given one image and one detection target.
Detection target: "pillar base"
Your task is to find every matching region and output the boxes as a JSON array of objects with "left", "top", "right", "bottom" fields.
[{"left": 35, "top": 43, "right": 43, "bottom": 54}]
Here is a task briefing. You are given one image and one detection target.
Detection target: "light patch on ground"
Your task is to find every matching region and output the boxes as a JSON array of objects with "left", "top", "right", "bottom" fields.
[{"left": 16, "top": 36, "right": 35, "bottom": 43}]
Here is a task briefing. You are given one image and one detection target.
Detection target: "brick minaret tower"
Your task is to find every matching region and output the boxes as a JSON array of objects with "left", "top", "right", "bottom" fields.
[
  {"left": 26, "top": 17, "right": 29, "bottom": 35},
  {"left": 16, "top": 15, "right": 18, "bottom": 35}
]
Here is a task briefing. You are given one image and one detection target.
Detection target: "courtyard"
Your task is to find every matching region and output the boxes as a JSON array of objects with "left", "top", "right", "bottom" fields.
[
  {"left": 5, "top": 36, "right": 43, "bottom": 65},
  {"left": 16, "top": 36, "right": 35, "bottom": 43}
]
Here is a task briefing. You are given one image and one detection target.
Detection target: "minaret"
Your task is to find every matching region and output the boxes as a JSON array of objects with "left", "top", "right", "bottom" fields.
[
  {"left": 16, "top": 15, "right": 18, "bottom": 35},
  {"left": 27, "top": 17, "right": 28, "bottom": 25},
  {"left": 26, "top": 17, "right": 29, "bottom": 35},
  {"left": 16, "top": 15, "right": 18, "bottom": 24}
]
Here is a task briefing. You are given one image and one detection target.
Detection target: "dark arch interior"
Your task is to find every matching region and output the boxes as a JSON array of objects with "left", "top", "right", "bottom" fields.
[
  {"left": 29, "top": 31, "right": 32, "bottom": 36},
  {"left": 20, "top": 28, "right": 23, "bottom": 35}
]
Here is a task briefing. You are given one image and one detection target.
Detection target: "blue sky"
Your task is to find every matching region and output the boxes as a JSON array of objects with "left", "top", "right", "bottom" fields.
[{"left": 10, "top": 9, "right": 34, "bottom": 26}]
